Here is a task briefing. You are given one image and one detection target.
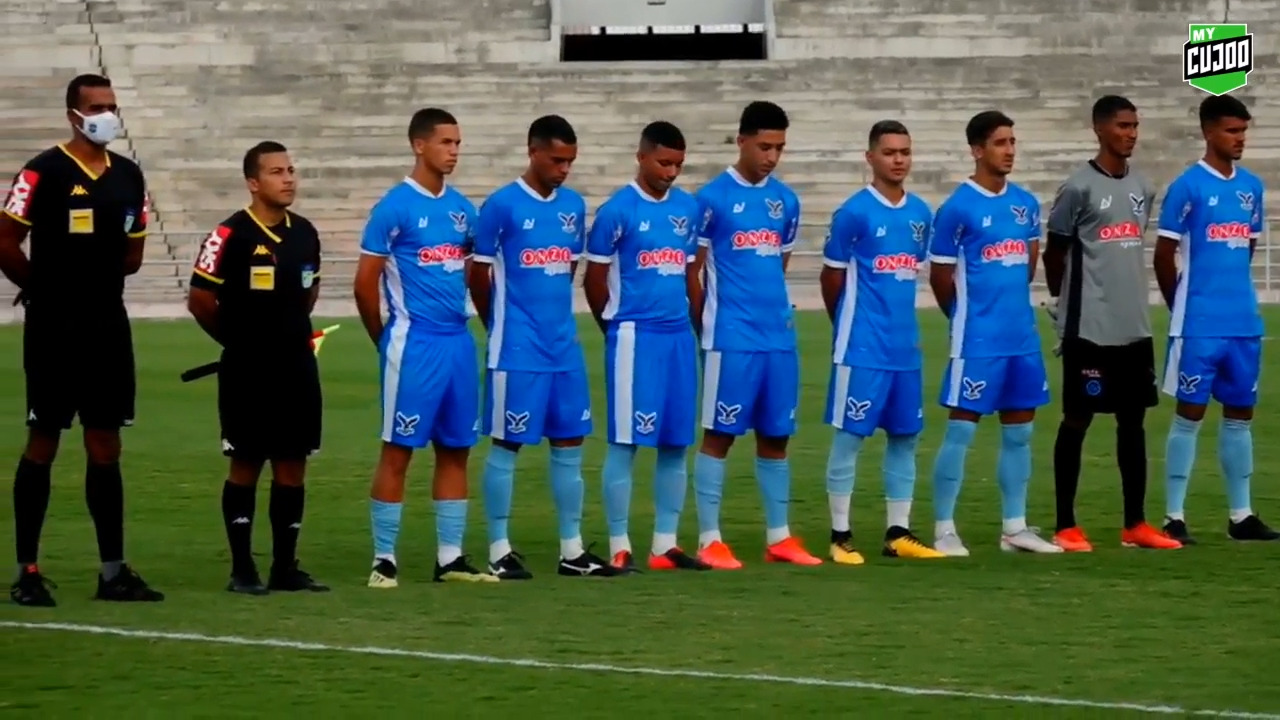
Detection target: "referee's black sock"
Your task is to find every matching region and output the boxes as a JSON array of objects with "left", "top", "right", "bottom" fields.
[
  {"left": 1116, "top": 414, "right": 1148, "bottom": 530},
  {"left": 85, "top": 462, "right": 125, "bottom": 579},
  {"left": 269, "top": 482, "right": 305, "bottom": 571},
  {"left": 1053, "top": 422, "right": 1087, "bottom": 531},
  {"left": 14, "top": 457, "right": 52, "bottom": 571},
  {"left": 221, "top": 480, "right": 257, "bottom": 575}
]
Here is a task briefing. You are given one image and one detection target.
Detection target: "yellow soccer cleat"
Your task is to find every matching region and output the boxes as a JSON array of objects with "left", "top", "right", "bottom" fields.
[
  {"left": 434, "top": 555, "right": 499, "bottom": 583},
  {"left": 882, "top": 527, "right": 948, "bottom": 558},
  {"left": 367, "top": 558, "right": 398, "bottom": 588},
  {"left": 829, "top": 531, "right": 866, "bottom": 565}
]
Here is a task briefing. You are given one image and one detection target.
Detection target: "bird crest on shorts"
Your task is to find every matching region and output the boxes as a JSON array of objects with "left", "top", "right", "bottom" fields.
[
  {"left": 845, "top": 398, "right": 871, "bottom": 422},
  {"left": 765, "top": 198, "right": 784, "bottom": 220},
  {"left": 961, "top": 377, "right": 986, "bottom": 400},
  {"left": 715, "top": 401, "right": 741, "bottom": 426},
  {"left": 634, "top": 411, "right": 657, "bottom": 434},
  {"left": 505, "top": 410, "right": 530, "bottom": 434},
  {"left": 1178, "top": 372, "right": 1201, "bottom": 394},
  {"left": 394, "top": 412, "right": 420, "bottom": 437}
]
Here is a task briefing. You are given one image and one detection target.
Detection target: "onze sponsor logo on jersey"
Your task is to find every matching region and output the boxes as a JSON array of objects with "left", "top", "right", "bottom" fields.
[
  {"left": 731, "top": 228, "right": 783, "bottom": 257},
  {"left": 1097, "top": 220, "right": 1143, "bottom": 244},
  {"left": 636, "top": 247, "right": 686, "bottom": 276},
  {"left": 4, "top": 169, "right": 38, "bottom": 220},
  {"left": 417, "top": 243, "right": 466, "bottom": 272},
  {"left": 871, "top": 252, "right": 920, "bottom": 281},
  {"left": 520, "top": 246, "right": 573, "bottom": 275},
  {"left": 980, "top": 239, "right": 1030, "bottom": 266},
  {"left": 1206, "top": 221, "right": 1252, "bottom": 249}
]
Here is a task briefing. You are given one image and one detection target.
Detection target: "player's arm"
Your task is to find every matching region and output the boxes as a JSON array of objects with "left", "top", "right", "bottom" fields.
[
  {"left": 468, "top": 197, "right": 502, "bottom": 330},
  {"left": 0, "top": 166, "right": 40, "bottom": 291},
  {"left": 1026, "top": 198, "right": 1043, "bottom": 285},
  {"left": 187, "top": 225, "right": 236, "bottom": 344},
  {"left": 819, "top": 206, "right": 857, "bottom": 323},
  {"left": 353, "top": 200, "right": 398, "bottom": 345},
  {"left": 583, "top": 201, "right": 621, "bottom": 333},
  {"left": 1250, "top": 182, "right": 1265, "bottom": 260},
  {"left": 781, "top": 194, "right": 801, "bottom": 273},
  {"left": 927, "top": 200, "right": 963, "bottom": 317},
  {"left": 686, "top": 195, "right": 716, "bottom": 334},
  {"left": 569, "top": 198, "right": 587, "bottom": 283},
  {"left": 307, "top": 229, "right": 322, "bottom": 314},
  {"left": 1042, "top": 181, "right": 1081, "bottom": 297},
  {"left": 1153, "top": 178, "right": 1190, "bottom": 310},
  {"left": 123, "top": 170, "right": 149, "bottom": 276}
]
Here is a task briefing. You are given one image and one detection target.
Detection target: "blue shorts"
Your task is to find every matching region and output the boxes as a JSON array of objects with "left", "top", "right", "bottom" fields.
[
  {"left": 825, "top": 364, "right": 924, "bottom": 437},
  {"left": 1163, "top": 336, "right": 1261, "bottom": 407},
  {"left": 380, "top": 328, "right": 479, "bottom": 449},
  {"left": 939, "top": 352, "right": 1049, "bottom": 415},
  {"left": 606, "top": 322, "right": 697, "bottom": 448},
  {"left": 701, "top": 349, "right": 799, "bottom": 437},
  {"left": 483, "top": 361, "right": 592, "bottom": 444}
]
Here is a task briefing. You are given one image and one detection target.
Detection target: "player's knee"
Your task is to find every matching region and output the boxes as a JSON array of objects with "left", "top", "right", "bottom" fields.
[
  {"left": 1113, "top": 408, "right": 1144, "bottom": 432},
  {"left": 1062, "top": 413, "right": 1094, "bottom": 432},
  {"left": 493, "top": 438, "right": 522, "bottom": 453},
  {"left": 82, "top": 430, "right": 121, "bottom": 464},
  {"left": 948, "top": 408, "right": 982, "bottom": 424},
  {"left": 270, "top": 459, "right": 307, "bottom": 487},
  {"left": 228, "top": 457, "right": 264, "bottom": 486},
  {"left": 755, "top": 434, "right": 788, "bottom": 459},
  {"left": 432, "top": 443, "right": 471, "bottom": 469},
  {"left": 1175, "top": 402, "right": 1208, "bottom": 422},
  {"left": 549, "top": 437, "right": 583, "bottom": 449},
  {"left": 379, "top": 442, "right": 415, "bottom": 474},
  {"left": 1000, "top": 421, "right": 1034, "bottom": 447},
  {"left": 700, "top": 430, "right": 734, "bottom": 458},
  {"left": 1223, "top": 405, "right": 1254, "bottom": 422},
  {"left": 24, "top": 429, "right": 60, "bottom": 464},
  {"left": 885, "top": 433, "right": 919, "bottom": 453}
]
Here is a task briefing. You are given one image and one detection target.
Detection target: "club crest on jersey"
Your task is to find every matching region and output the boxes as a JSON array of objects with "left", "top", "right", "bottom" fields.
[
  {"left": 449, "top": 211, "right": 468, "bottom": 233},
  {"left": 1129, "top": 193, "right": 1146, "bottom": 216},
  {"left": 519, "top": 246, "right": 573, "bottom": 275},
  {"left": 558, "top": 212, "right": 578, "bottom": 234},
  {"left": 637, "top": 247, "right": 686, "bottom": 275},
  {"left": 1010, "top": 206, "right": 1029, "bottom": 225},
  {"left": 1237, "top": 191, "right": 1255, "bottom": 211},
  {"left": 765, "top": 198, "right": 784, "bottom": 220},
  {"left": 669, "top": 215, "right": 689, "bottom": 237},
  {"left": 634, "top": 411, "right": 657, "bottom": 435},
  {"left": 909, "top": 221, "right": 927, "bottom": 243}
]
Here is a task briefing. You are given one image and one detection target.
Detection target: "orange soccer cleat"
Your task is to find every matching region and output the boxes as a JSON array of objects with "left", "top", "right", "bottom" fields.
[
  {"left": 1053, "top": 526, "right": 1094, "bottom": 552},
  {"left": 764, "top": 536, "right": 823, "bottom": 566},
  {"left": 696, "top": 540, "right": 743, "bottom": 570},
  {"left": 1122, "top": 522, "right": 1183, "bottom": 550}
]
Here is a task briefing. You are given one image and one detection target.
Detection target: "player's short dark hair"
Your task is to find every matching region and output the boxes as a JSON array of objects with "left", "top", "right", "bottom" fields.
[
  {"left": 868, "top": 120, "right": 909, "bottom": 148},
  {"left": 243, "top": 140, "right": 289, "bottom": 179},
  {"left": 639, "top": 121, "right": 686, "bottom": 152},
  {"left": 408, "top": 107, "right": 458, "bottom": 141},
  {"left": 528, "top": 114, "right": 577, "bottom": 147},
  {"left": 965, "top": 110, "right": 1014, "bottom": 146},
  {"left": 65, "top": 73, "right": 111, "bottom": 110},
  {"left": 738, "top": 101, "right": 789, "bottom": 136},
  {"left": 1199, "top": 94, "right": 1252, "bottom": 127},
  {"left": 1091, "top": 95, "right": 1137, "bottom": 124}
]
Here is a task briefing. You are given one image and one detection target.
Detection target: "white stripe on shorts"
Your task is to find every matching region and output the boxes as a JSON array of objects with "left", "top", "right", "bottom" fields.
[
  {"left": 489, "top": 370, "right": 509, "bottom": 441},
  {"left": 612, "top": 322, "right": 637, "bottom": 445},
  {"left": 700, "top": 350, "right": 723, "bottom": 429},
  {"left": 829, "top": 364, "right": 851, "bottom": 431},
  {"left": 944, "top": 358, "right": 966, "bottom": 408}
]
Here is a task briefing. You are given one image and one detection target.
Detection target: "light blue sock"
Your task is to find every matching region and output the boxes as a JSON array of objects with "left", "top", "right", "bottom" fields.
[
  {"left": 434, "top": 499, "right": 466, "bottom": 564},
  {"left": 483, "top": 445, "right": 518, "bottom": 546},
  {"left": 933, "top": 419, "right": 978, "bottom": 523},
  {"left": 549, "top": 446, "right": 584, "bottom": 542},
  {"left": 693, "top": 452, "right": 726, "bottom": 539},
  {"left": 653, "top": 447, "right": 687, "bottom": 537},
  {"left": 756, "top": 457, "right": 791, "bottom": 538},
  {"left": 370, "top": 499, "right": 402, "bottom": 561},
  {"left": 602, "top": 443, "right": 636, "bottom": 541},
  {"left": 998, "top": 422, "right": 1034, "bottom": 521},
  {"left": 1219, "top": 418, "right": 1254, "bottom": 516},
  {"left": 825, "top": 431, "right": 863, "bottom": 532},
  {"left": 1165, "top": 415, "right": 1201, "bottom": 518},
  {"left": 883, "top": 434, "right": 918, "bottom": 504}
]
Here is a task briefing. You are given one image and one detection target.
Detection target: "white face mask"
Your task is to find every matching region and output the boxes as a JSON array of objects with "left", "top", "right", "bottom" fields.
[{"left": 73, "top": 110, "right": 120, "bottom": 146}]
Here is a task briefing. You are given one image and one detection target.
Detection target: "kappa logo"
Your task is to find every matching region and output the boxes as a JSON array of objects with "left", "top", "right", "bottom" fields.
[
  {"left": 845, "top": 398, "right": 871, "bottom": 422},
  {"left": 1100, "top": 195, "right": 1112, "bottom": 210},
  {"left": 634, "top": 411, "right": 657, "bottom": 434},
  {"left": 716, "top": 401, "right": 741, "bottom": 426},
  {"left": 394, "top": 412, "right": 420, "bottom": 437},
  {"left": 669, "top": 215, "right": 689, "bottom": 237},
  {"left": 449, "top": 210, "right": 468, "bottom": 233},
  {"left": 961, "top": 377, "right": 986, "bottom": 401},
  {"left": 1011, "top": 206, "right": 1029, "bottom": 225},
  {"left": 1129, "top": 193, "right": 1146, "bottom": 215},
  {"left": 765, "top": 198, "right": 784, "bottom": 220},
  {"left": 909, "top": 220, "right": 927, "bottom": 243},
  {"left": 558, "top": 212, "right": 578, "bottom": 234},
  {"left": 70, "top": 184, "right": 89, "bottom": 197},
  {"left": 1237, "top": 191, "right": 1255, "bottom": 211},
  {"left": 253, "top": 244, "right": 271, "bottom": 256},
  {"left": 1179, "top": 372, "right": 1202, "bottom": 394},
  {"left": 505, "top": 410, "right": 530, "bottom": 434}
]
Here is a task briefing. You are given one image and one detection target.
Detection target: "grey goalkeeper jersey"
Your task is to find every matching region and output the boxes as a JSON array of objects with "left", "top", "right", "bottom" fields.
[{"left": 1047, "top": 161, "right": 1157, "bottom": 346}]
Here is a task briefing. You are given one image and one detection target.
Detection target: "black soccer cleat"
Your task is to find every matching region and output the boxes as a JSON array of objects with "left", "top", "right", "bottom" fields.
[
  {"left": 558, "top": 548, "right": 621, "bottom": 577},
  {"left": 434, "top": 555, "right": 499, "bottom": 583},
  {"left": 488, "top": 551, "right": 533, "bottom": 580},
  {"left": 226, "top": 568, "right": 269, "bottom": 596},
  {"left": 1162, "top": 518, "right": 1197, "bottom": 546},
  {"left": 10, "top": 565, "right": 56, "bottom": 607},
  {"left": 652, "top": 547, "right": 712, "bottom": 571},
  {"left": 1228, "top": 514, "right": 1280, "bottom": 541},
  {"left": 95, "top": 564, "right": 164, "bottom": 602},
  {"left": 268, "top": 560, "right": 330, "bottom": 592}
]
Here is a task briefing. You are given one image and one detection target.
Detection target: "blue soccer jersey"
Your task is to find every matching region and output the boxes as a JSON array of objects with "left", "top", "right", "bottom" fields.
[
  {"left": 585, "top": 181, "right": 700, "bottom": 331},
  {"left": 474, "top": 178, "right": 588, "bottom": 371},
  {"left": 928, "top": 179, "right": 1042, "bottom": 359},
  {"left": 1157, "top": 160, "right": 1265, "bottom": 339},
  {"left": 823, "top": 186, "right": 931, "bottom": 370},
  {"left": 694, "top": 167, "right": 801, "bottom": 352}
]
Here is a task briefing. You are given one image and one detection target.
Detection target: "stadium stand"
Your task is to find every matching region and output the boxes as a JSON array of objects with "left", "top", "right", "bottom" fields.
[{"left": 0, "top": 0, "right": 1275, "bottom": 306}]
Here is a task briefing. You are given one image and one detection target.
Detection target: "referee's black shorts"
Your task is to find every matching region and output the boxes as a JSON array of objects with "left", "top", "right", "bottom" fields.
[
  {"left": 217, "top": 349, "right": 322, "bottom": 463},
  {"left": 1060, "top": 336, "right": 1159, "bottom": 416},
  {"left": 23, "top": 316, "right": 136, "bottom": 432}
]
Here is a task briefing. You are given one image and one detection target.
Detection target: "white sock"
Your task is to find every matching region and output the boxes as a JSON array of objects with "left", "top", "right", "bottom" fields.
[
  {"left": 935, "top": 520, "right": 957, "bottom": 538},
  {"left": 1165, "top": 511, "right": 1185, "bottom": 522},
  {"left": 1002, "top": 517, "right": 1028, "bottom": 535},
  {"left": 438, "top": 545, "right": 462, "bottom": 566},
  {"left": 609, "top": 534, "right": 632, "bottom": 557},
  {"left": 373, "top": 553, "right": 397, "bottom": 568},
  {"left": 766, "top": 525, "right": 790, "bottom": 545},
  {"left": 886, "top": 500, "right": 911, "bottom": 530},
  {"left": 829, "top": 492, "right": 851, "bottom": 532},
  {"left": 698, "top": 530, "right": 722, "bottom": 548},
  {"left": 1230, "top": 507, "right": 1254, "bottom": 523},
  {"left": 489, "top": 539, "right": 512, "bottom": 564},
  {"left": 560, "top": 536, "right": 584, "bottom": 560},
  {"left": 651, "top": 532, "right": 677, "bottom": 556}
]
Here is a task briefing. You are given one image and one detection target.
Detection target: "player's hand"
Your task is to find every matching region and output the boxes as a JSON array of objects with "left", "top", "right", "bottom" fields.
[
  {"left": 11, "top": 290, "right": 25, "bottom": 307},
  {"left": 1042, "top": 298, "right": 1060, "bottom": 324}
]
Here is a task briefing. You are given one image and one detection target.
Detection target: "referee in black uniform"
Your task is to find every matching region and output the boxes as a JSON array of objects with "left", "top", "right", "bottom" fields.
[
  {"left": 1, "top": 73, "right": 163, "bottom": 606},
  {"left": 187, "top": 141, "right": 329, "bottom": 595}
]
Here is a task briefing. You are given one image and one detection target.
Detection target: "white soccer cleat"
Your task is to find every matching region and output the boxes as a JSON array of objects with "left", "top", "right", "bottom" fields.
[
  {"left": 934, "top": 530, "right": 970, "bottom": 557},
  {"left": 1000, "top": 527, "right": 1064, "bottom": 554}
]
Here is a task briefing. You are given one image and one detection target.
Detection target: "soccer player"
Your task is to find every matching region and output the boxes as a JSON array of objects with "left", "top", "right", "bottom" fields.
[
  {"left": 188, "top": 141, "right": 329, "bottom": 594},
  {"left": 686, "top": 101, "right": 822, "bottom": 569},
  {"left": 820, "top": 120, "right": 946, "bottom": 564},
  {"left": 583, "top": 121, "right": 711, "bottom": 572},
  {"left": 926, "top": 110, "right": 1061, "bottom": 556},
  {"left": 354, "top": 108, "right": 496, "bottom": 586},
  {"left": 1155, "top": 94, "right": 1278, "bottom": 544},
  {"left": 1, "top": 73, "right": 163, "bottom": 606},
  {"left": 1042, "top": 96, "right": 1179, "bottom": 552},
  {"left": 470, "top": 115, "right": 618, "bottom": 579}
]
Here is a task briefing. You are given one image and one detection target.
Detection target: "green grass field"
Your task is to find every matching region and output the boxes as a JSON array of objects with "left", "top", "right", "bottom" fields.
[{"left": 2, "top": 308, "right": 1279, "bottom": 719}]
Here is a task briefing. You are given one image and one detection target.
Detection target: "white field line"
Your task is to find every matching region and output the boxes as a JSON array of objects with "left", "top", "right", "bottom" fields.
[{"left": 0, "top": 620, "right": 1276, "bottom": 718}]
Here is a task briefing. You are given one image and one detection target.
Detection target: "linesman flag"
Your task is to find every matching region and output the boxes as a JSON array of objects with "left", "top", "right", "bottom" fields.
[{"left": 180, "top": 324, "right": 341, "bottom": 383}]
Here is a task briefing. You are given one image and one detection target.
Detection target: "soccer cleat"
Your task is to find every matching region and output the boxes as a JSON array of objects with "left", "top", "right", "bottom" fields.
[
  {"left": 226, "top": 569, "right": 269, "bottom": 596},
  {"left": 1162, "top": 518, "right": 1197, "bottom": 545},
  {"left": 488, "top": 551, "right": 533, "bottom": 580},
  {"left": 1121, "top": 522, "right": 1182, "bottom": 549},
  {"left": 934, "top": 530, "right": 970, "bottom": 557},
  {"left": 882, "top": 526, "right": 946, "bottom": 558},
  {"left": 10, "top": 565, "right": 56, "bottom": 607},
  {"left": 696, "top": 540, "right": 743, "bottom": 570},
  {"left": 611, "top": 550, "right": 642, "bottom": 574},
  {"left": 648, "top": 547, "right": 713, "bottom": 571},
  {"left": 434, "top": 555, "right": 499, "bottom": 583},
  {"left": 268, "top": 560, "right": 330, "bottom": 592},
  {"left": 368, "top": 558, "right": 398, "bottom": 588},
  {"left": 765, "top": 536, "right": 823, "bottom": 566},
  {"left": 1053, "top": 526, "right": 1094, "bottom": 552},
  {"left": 95, "top": 564, "right": 164, "bottom": 602},
  {"left": 1000, "top": 527, "right": 1064, "bottom": 554},
  {"left": 1228, "top": 515, "right": 1280, "bottom": 541},
  {"left": 829, "top": 530, "right": 865, "bottom": 565},
  {"left": 558, "top": 549, "right": 621, "bottom": 577}
]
